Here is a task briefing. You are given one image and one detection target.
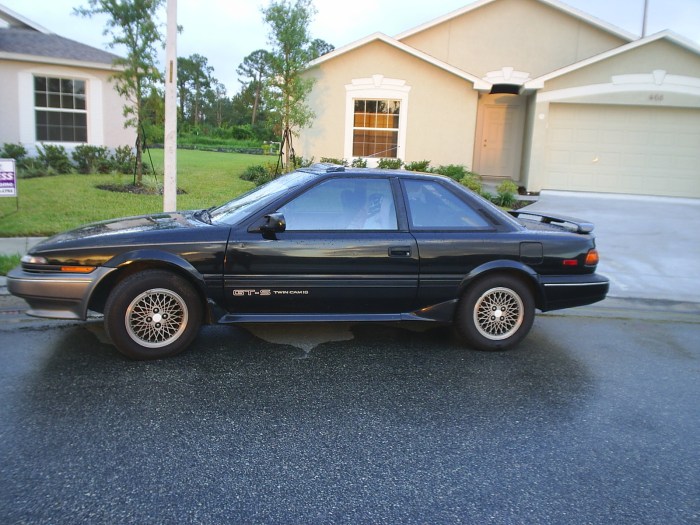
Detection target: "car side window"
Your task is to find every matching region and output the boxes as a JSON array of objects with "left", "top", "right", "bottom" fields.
[
  {"left": 278, "top": 178, "right": 398, "bottom": 231},
  {"left": 404, "top": 179, "right": 491, "bottom": 230}
]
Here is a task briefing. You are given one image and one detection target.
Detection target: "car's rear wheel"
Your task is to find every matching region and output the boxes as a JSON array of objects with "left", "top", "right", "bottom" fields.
[
  {"left": 456, "top": 274, "right": 535, "bottom": 351},
  {"left": 104, "top": 270, "right": 202, "bottom": 360}
]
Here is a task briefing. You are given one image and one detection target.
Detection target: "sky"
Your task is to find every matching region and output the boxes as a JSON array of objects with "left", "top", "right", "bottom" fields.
[{"left": 2, "top": 0, "right": 699, "bottom": 96}]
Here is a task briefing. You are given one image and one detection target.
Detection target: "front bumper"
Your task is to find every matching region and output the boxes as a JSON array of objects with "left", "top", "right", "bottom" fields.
[
  {"left": 6, "top": 266, "right": 116, "bottom": 320},
  {"left": 539, "top": 273, "right": 610, "bottom": 312}
]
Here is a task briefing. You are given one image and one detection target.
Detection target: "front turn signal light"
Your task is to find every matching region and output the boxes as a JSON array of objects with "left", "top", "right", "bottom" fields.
[
  {"left": 585, "top": 249, "right": 600, "bottom": 266},
  {"left": 60, "top": 266, "right": 96, "bottom": 273}
]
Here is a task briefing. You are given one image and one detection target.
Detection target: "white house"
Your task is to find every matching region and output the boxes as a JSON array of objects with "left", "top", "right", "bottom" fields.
[{"left": 0, "top": 3, "right": 134, "bottom": 153}]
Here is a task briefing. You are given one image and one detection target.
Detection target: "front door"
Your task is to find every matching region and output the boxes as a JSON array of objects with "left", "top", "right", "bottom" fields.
[{"left": 474, "top": 94, "right": 526, "bottom": 180}]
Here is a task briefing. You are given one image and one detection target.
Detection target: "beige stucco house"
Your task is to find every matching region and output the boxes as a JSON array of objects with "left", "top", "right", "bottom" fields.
[
  {"left": 300, "top": 0, "right": 700, "bottom": 198},
  {"left": 0, "top": 4, "right": 133, "bottom": 154}
]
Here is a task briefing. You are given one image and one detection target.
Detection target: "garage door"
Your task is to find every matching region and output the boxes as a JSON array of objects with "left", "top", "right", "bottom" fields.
[{"left": 545, "top": 104, "right": 700, "bottom": 197}]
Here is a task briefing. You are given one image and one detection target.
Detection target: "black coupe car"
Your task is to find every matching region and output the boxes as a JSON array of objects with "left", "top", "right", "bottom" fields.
[{"left": 8, "top": 164, "right": 609, "bottom": 359}]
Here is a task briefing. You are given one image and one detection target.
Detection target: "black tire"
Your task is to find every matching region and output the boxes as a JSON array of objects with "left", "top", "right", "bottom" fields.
[
  {"left": 104, "top": 270, "right": 202, "bottom": 360},
  {"left": 456, "top": 274, "right": 535, "bottom": 351}
]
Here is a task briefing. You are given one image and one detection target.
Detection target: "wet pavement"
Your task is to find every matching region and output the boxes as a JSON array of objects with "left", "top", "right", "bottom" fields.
[{"left": 0, "top": 312, "right": 698, "bottom": 524}]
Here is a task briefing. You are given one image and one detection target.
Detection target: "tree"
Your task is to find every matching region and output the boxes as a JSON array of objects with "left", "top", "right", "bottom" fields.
[
  {"left": 308, "top": 38, "right": 334, "bottom": 60},
  {"left": 230, "top": 83, "right": 265, "bottom": 126},
  {"left": 178, "top": 53, "right": 216, "bottom": 127},
  {"left": 262, "top": 0, "right": 317, "bottom": 172},
  {"left": 74, "top": 0, "right": 164, "bottom": 185},
  {"left": 237, "top": 49, "right": 272, "bottom": 126},
  {"left": 209, "top": 82, "right": 229, "bottom": 128}
]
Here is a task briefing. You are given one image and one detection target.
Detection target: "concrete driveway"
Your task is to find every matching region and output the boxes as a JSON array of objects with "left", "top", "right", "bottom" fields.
[{"left": 523, "top": 191, "right": 700, "bottom": 304}]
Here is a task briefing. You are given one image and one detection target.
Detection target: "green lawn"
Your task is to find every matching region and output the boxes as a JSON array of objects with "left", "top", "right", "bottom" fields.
[
  {"left": 0, "top": 149, "right": 261, "bottom": 237},
  {"left": 0, "top": 253, "right": 21, "bottom": 275}
]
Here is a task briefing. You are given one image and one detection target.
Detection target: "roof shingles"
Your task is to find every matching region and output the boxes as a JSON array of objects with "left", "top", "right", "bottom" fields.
[{"left": 0, "top": 27, "right": 118, "bottom": 65}]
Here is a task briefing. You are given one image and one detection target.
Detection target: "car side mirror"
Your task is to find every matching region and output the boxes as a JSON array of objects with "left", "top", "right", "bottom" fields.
[{"left": 259, "top": 213, "right": 286, "bottom": 239}]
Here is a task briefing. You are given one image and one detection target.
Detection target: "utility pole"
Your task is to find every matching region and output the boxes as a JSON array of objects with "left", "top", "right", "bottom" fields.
[
  {"left": 642, "top": 0, "right": 649, "bottom": 38},
  {"left": 163, "top": 0, "right": 178, "bottom": 211}
]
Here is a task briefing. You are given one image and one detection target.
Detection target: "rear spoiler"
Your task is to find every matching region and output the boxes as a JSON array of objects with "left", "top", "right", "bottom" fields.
[{"left": 508, "top": 210, "right": 594, "bottom": 234}]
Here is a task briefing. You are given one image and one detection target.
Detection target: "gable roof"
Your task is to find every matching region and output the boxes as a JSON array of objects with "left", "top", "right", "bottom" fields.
[
  {"left": 0, "top": 3, "right": 50, "bottom": 33},
  {"left": 0, "top": 4, "right": 119, "bottom": 69},
  {"left": 394, "top": 0, "right": 637, "bottom": 43},
  {"left": 308, "top": 32, "right": 490, "bottom": 89},
  {"left": 525, "top": 30, "right": 700, "bottom": 89}
]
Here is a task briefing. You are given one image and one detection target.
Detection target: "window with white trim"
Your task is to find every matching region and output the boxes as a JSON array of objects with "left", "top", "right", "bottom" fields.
[
  {"left": 352, "top": 99, "right": 401, "bottom": 158},
  {"left": 344, "top": 76, "right": 410, "bottom": 163},
  {"left": 34, "top": 76, "right": 87, "bottom": 142}
]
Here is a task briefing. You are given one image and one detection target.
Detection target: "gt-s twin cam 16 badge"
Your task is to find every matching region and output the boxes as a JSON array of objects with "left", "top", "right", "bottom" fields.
[{"left": 233, "top": 289, "right": 310, "bottom": 297}]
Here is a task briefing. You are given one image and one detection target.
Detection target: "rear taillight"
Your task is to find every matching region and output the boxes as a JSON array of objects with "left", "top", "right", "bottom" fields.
[{"left": 585, "top": 249, "right": 599, "bottom": 266}]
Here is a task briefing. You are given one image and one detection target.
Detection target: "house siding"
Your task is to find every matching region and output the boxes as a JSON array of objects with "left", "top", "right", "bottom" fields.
[
  {"left": 0, "top": 58, "right": 133, "bottom": 151},
  {"left": 302, "top": 40, "right": 479, "bottom": 167},
  {"left": 399, "top": 0, "right": 627, "bottom": 79}
]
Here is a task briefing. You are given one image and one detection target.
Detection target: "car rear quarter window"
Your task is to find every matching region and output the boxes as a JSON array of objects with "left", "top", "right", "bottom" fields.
[{"left": 403, "top": 179, "right": 491, "bottom": 230}]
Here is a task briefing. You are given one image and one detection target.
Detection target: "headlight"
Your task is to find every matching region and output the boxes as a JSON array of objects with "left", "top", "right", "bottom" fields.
[{"left": 21, "top": 255, "right": 48, "bottom": 265}]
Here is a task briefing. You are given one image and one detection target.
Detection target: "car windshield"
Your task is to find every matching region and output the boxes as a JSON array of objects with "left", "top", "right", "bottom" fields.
[{"left": 209, "top": 171, "right": 316, "bottom": 225}]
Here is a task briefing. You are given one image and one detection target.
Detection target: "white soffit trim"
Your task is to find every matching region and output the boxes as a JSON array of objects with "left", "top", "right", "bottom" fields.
[
  {"left": 525, "top": 31, "right": 700, "bottom": 90},
  {"left": 394, "top": 0, "right": 636, "bottom": 43},
  {"left": 536, "top": 70, "right": 700, "bottom": 102},
  {"left": 307, "top": 32, "right": 490, "bottom": 89},
  {"left": 0, "top": 51, "right": 121, "bottom": 72}
]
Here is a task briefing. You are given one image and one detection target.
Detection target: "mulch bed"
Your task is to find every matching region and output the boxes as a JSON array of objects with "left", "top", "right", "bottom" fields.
[{"left": 96, "top": 184, "right": 186, "bottom": 195}]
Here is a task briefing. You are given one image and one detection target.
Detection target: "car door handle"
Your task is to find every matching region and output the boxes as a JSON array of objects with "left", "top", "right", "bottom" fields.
[{"left": 389, "top": 246, "right": 412, "bottom": 257}]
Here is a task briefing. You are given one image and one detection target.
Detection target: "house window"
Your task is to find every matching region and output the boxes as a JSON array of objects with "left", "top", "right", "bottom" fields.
[
  {"left": 34, "top": 76, "right": 87, "bottom": 142},
  {"left": 352, "top": 99, "right": 400, "bottom": 158},
  {"left": 344, "top": 76, "right": 410, "bottom": 163}
]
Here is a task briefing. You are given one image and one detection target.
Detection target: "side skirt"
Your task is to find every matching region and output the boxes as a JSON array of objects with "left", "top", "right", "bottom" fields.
[{"left": 217, "top": 299, "right": 458, "bottom": 325}]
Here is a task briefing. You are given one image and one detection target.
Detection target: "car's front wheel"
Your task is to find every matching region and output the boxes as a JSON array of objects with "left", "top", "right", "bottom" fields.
[
  {"left": 104, "top": 270, "right": 202, "bottom": 360},
  {"left": 456, "top": 274, "right": 535, "bottom": 351}
]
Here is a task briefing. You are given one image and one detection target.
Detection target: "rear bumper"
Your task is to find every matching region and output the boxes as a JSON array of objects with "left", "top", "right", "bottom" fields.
[
  {"left": 6, "top": 266, "right": 115, "bottom": 320},
  {"left": 539, "top": 273, "right": 609, "bottom": 312}
]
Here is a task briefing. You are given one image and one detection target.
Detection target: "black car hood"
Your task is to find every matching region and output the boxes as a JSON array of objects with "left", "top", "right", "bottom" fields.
[{"left": 33, "top": 211, "right": 205, "bottom": 252}]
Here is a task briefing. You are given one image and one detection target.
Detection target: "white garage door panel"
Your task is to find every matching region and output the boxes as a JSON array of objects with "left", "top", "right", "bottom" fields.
[{"left": 545, "top": 104, "right": 700, "bottom": 197}]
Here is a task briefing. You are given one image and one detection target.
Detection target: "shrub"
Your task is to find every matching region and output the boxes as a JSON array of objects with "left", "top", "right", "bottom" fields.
[
  {"left": 1, "top": 143, "right": 27, "bottom": 161},
  {"left": 112, "top": 146, "right": 136, "bottom": 174},
  {"left": 292, "top": 156, "right": 313, "bottom": 169},
  {"left": 240, "top": 164, "right": 274, "bottom": 186},
  {"left": 72, "top": 144, "right": 112, "bottom": 174},
  {"left": 494, "top": 179, "right": 519, "bottom": 208},
  {"left": 431, "top": 164, "right": 469, "bottom": 180},
  {"left": 404, "top": 160, "right": 431, "bottom": 172},
  {"left": 319, "top": 157, "right": 348, "bottom": 167},
  {"left": 377, "top": 158, "right": 403, "bottom": 170},
  {"left": 230, "top": 125, "right": 255, "bottom": 141},
  {"left": 36, "top": 144, "right": 72, "bottom": 174},
  {"left": 351, "top": 157, "right": 367, "bottom": 168},
  {"left": 460, "top": 173, "right": 483, "bottom": 194},
  {"left": 142, "top": 122, "right": 164, "bottom": 144},
  {"left": 16, "top": 158, "right": 56, "bottom": 178}
]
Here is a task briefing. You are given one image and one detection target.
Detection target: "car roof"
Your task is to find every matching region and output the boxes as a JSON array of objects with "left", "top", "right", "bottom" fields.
[{"left": 296, "top": 163, "right": 444, "bottom": 181}]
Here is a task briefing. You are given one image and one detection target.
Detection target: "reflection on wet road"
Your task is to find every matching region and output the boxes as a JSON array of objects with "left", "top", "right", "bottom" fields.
[{"left": 0, "top": 311, "right": 698, "bottom": 524}]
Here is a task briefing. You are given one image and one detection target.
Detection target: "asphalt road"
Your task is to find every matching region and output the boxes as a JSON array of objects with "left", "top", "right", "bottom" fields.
[{"left": 0, "top": 303, "right": 698, "bottom": 524}]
